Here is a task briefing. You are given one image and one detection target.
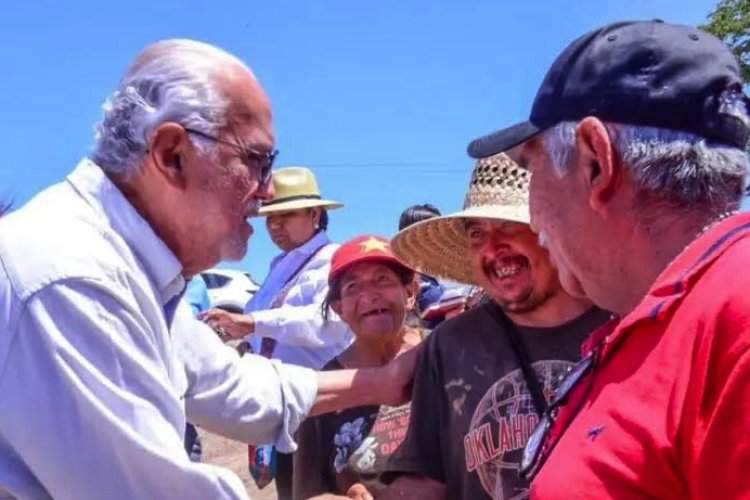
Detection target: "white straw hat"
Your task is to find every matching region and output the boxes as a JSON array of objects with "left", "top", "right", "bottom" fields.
[
  {"left": 391, "top": 153, "right": 529, "bottom": 284},
  {"left": 258, "top": 167, "right": 343, "bottom": 215}
]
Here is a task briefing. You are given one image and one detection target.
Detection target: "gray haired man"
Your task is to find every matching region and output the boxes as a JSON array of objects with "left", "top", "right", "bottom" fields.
[
  {"left": 0, "top": 40, "right": 415, "bottom": 500},
  {"left": 468, "top": 20, "right": 750, "bottom": 498}
]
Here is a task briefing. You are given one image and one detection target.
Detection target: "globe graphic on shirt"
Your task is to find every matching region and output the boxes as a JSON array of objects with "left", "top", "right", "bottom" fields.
[{"left": 467, "top": 360, "right": 574, "bottom": 500}]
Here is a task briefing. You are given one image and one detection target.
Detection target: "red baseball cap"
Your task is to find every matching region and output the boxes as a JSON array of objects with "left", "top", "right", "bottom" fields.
[{"left": 328, "top": 235, "right": 413, "bottom": 284}]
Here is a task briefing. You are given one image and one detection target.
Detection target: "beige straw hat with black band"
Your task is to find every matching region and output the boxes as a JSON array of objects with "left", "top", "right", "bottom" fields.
[
  {"left": 258, "top": 166, "right": 343, "bottom": 215},
  {"left": 391, "top": 153, "right": 529, "bottom": 285}
]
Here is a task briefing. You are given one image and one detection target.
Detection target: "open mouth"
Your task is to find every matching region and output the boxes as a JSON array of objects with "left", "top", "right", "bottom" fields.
[
  {"left": 489, "top": 255, "right": 530, "bottom": 280},
  {"left": 362, "top": 308, "right": 389, "bottom": 318}
]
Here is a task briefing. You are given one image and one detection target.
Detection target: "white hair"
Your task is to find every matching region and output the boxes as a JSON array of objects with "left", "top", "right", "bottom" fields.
[
  {"left": 542, "top": 121, "right": 749, "bottom": 213},
  {"left": 91, "top": 39, "right": 250, "bottom": 176}
]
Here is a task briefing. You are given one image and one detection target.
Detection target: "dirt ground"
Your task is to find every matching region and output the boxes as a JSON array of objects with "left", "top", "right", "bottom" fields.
[{"left": 199, "top": 428, "right": 278, "bottom": 500}]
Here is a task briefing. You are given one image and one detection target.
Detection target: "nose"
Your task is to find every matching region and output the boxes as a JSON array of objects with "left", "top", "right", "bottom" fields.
[
  {"left": 267, "top": 216, "right": 282, "bottom": 230},
  {"left": 358, "top": 284, "right": 382, "bottom": 305},
  {"left": 254, "top": 178, "right": 275, "bottom": 203},
  {"left": 487, "top": 232, "right": 513, "bottom": 252}
]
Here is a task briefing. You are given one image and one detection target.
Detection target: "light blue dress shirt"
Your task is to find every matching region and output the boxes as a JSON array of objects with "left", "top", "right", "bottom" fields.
[{"left": 246, "top": 231, "right": 353, "bottom": 369}]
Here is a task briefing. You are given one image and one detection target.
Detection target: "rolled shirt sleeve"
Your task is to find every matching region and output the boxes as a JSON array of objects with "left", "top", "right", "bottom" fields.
[{"left": 175, "top": 303, "right": 318, "bottom": 452}]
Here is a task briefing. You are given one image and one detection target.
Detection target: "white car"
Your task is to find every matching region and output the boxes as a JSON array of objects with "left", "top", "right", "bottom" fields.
[{"left": 200, "top": 268, "right": 260, "bottom": 313}]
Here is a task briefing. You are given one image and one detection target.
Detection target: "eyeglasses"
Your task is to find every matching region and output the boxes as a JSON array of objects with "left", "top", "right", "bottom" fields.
[
  {"left": 184, "top": 127, "right": 277, "bottom": 187},
  {"left": 519, "top": 347, "right": 600, "bottom": 481}
]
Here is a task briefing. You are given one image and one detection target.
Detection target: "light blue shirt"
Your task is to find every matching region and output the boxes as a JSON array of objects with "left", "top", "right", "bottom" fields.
[
  {"left": 246, "top": 231, "right": 353, "bottom": 369},
  {"left": 0, "top": 159, "right": 318, "bottom": 500},
  {"left": 185, "top": 274, "right": 211, "bottom": 316}
]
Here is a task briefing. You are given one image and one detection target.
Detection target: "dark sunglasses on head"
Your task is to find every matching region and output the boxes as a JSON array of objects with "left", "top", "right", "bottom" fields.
[
  {"left": 184, "top": 127, "right": 277, "bottom": 186},
  {"left": 520, "top": 347, "right": 600, "bottom": 481}
]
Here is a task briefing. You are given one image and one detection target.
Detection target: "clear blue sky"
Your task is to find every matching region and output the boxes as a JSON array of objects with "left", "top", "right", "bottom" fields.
[{"left": 0, "top": 0, "right": 725, "bottom": 281}]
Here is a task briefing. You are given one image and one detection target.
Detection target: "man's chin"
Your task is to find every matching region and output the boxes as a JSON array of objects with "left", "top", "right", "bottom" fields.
[{"left": 219, "top": 239, "right": 249, "bottom": 262}]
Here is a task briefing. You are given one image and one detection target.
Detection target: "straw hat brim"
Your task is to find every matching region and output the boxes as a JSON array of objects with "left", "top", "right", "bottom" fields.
[
  {"left": 257, "top": 199, "right": 343, "bottom": 215},
  {"left": 391, "top": 204, "right": 529, "bottom": 285}
]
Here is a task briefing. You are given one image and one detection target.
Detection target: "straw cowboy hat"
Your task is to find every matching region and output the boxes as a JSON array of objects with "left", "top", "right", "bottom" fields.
[
  {"left": 258, "top": 167, "right": 343, "bottom": 215},
  {"left": 391, "top": 153, "right": 529, "bottom": 285}
]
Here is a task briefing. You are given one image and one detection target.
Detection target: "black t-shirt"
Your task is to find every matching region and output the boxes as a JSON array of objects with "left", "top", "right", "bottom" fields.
[
  {"left": 385, "top": 302, "right": 611, "bottom": 500},
  {"left": 292, "top": 358, "right": 411, "bottom": 499}
]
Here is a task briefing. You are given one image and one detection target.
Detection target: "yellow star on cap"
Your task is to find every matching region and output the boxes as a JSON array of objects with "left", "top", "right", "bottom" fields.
[{"left": 360, "top": 237, "right": 389, "bottom": 254}]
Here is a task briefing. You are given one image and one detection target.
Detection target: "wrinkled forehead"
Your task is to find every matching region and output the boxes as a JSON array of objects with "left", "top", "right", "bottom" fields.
[{"left": 340, "top": 260, "right": 399, "bottom": 282}]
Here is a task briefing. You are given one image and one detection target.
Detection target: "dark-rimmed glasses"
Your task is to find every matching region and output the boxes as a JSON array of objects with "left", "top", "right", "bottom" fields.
[
  {"left": 184, "top": 127, "right": 277, "bottom": 186},
  {"left": 520, "top": 347, "right": 600, "bottom": 481}
]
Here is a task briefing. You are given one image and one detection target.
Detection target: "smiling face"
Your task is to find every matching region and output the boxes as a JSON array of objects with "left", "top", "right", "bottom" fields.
[
  {"left": 331, "top": 261, "right": 417, "bottom": 342},
  {"left": 465, "top": 217, "right": 562, "bottom": 313}
]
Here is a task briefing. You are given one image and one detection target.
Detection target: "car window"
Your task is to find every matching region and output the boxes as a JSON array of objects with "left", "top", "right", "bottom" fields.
[{"left": 201, "top": 273, "right": 231, "bottom": 289}]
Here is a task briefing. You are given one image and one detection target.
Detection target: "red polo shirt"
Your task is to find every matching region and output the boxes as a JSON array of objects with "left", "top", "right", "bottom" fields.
[{"left": 532, "top": 212, "right": 750, "bottom": 499}]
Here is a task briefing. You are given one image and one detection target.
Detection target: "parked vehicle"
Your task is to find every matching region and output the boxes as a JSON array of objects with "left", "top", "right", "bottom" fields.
[{"left": 199, "top": 268, "right": 260, "bottom": 313}]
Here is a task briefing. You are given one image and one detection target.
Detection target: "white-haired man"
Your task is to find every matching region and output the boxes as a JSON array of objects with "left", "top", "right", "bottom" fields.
[
  {"left": 467, "top": 20, "right": 750, "bottom": 499},
  {"left": 0, "top": 40, "right": 415, "bottom": 500}
]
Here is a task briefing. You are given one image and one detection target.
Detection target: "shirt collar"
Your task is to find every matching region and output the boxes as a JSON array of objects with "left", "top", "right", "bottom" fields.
[
  {"left": 596, "top": 211, "right": 750, "bottom": 358},
  {"left": 66, "top": 158, "right": 185, "bottom": 303}
]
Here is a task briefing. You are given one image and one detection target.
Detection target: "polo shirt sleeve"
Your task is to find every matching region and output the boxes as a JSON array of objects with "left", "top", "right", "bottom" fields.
[
  {"left": 174, "top": 307, "right": 318, "bottom": 453},
  {"left": 684, "top": 300, "right": 750, "bottom": 498},
  {"left": 0, "top": 280, "right": 250, "bottom": 500}
]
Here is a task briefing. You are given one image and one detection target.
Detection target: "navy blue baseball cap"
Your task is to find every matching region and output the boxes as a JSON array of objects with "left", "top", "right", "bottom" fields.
[{"left": 467, "top": 20, "right": 750, "bottom": 158}]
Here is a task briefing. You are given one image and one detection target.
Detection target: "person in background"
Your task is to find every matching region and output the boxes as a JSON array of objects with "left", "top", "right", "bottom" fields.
[
  {"left": 185, "top": 274, "right": 211, "bottom": 317},
  {"left": 293, "top": 235, "right": 424, "bottom": 500},
  {"left": 466, "top": 20, "right": 750, "bottom": 498},
  {"left": 397, "top": 204, "right": 451, "bottom": 328},
  {"left": 201, "top": 166, "right": 353, "bottom": 499}
]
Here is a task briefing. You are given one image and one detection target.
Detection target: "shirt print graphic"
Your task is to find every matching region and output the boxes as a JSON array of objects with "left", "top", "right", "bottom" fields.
[
  {"left": 463, "top": 360, "right": 575, "bottom": 500},
  {"left": 333, "top": 405, "right": 410, "bottom": 475}
]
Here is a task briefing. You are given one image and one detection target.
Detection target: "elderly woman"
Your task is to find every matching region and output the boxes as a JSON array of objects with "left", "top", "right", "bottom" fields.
[{"left": 293, "top": 235, "right": 424, "bottom": 500}]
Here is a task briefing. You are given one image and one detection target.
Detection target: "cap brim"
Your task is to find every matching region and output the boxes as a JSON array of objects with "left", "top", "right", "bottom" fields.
[
  {"left": 329, "top": 254, "right": 413, "bottom": 284},
  {"left": 467, "top": 121, "right": 543, "bottom": 159}
]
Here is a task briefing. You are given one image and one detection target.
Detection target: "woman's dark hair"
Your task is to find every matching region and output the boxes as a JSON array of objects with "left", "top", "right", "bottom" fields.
[
  {"left": 317, "top": 209, "right": 329, "bottom": 231},
  {"left": 321, "top": 262, "right": 416, "bottom": 322},
  {"left": 398, "top": 204, "right": 441, "bottom": 230}
]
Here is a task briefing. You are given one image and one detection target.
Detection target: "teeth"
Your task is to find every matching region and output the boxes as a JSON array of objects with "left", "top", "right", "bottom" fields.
[{"left": 494, "top": 266, "right": 522, "bottom": 278}]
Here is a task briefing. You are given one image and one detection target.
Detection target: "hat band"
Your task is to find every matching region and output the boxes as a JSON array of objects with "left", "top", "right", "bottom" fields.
[{"left": 262, "top": 194, "right": 322, "bottom": 207}]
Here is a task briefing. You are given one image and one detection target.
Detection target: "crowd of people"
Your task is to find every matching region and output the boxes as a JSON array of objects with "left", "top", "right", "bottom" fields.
[{"left": 0, "top": 18, "right": 749, "bottom": 500}]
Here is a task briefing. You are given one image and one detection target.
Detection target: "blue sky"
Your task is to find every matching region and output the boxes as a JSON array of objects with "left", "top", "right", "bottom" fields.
[{"left": 0, "top": 0, "right": 724, "bottom": 281}]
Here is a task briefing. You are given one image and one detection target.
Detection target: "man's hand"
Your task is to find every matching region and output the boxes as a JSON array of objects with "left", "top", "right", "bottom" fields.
[
  {"left": 378, "top": 345, "right": 421, "bottom": 407},
  {"left": 198, "top": 309, "right": 254, "bottom": 340},
  {"left": 311, "top": 344, "right": 422, "bottom": 416},
  {"left": 347, "top": 483, "right": 373, "bottom": 500}
]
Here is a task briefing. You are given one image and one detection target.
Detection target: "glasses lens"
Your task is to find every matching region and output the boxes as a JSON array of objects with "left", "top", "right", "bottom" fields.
[{"left": 260, "top": 151, "right": 277, "bottom": 185}]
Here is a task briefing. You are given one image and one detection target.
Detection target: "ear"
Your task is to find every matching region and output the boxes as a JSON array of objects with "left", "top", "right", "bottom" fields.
[
  {"left": 147, "top": 122, "right": 190, "bottom": 188},
  {"left": 310, "top": 207, "right": 322, "bottom": 227},
  {"left": 405, "top": 277, "right": 419, "bottom": 311},
  {"left": 575, "top": 117, "right": 621, "bottom": 216}
]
